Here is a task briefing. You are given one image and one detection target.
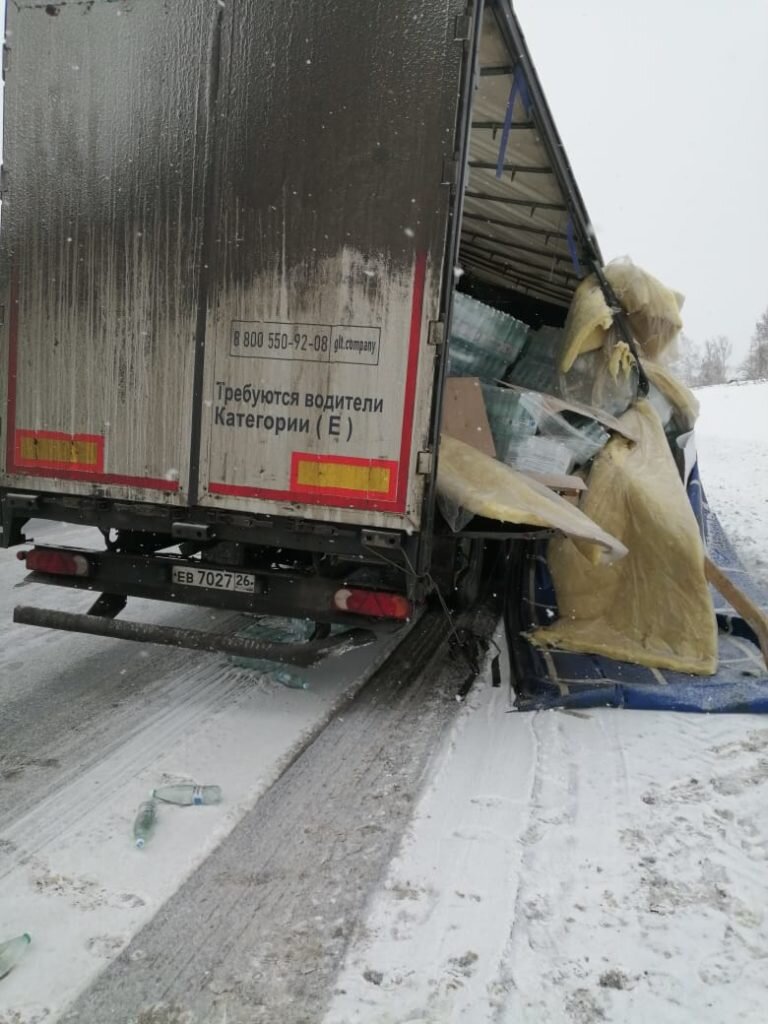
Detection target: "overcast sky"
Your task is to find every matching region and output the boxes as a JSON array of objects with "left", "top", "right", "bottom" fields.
[{"left": 515, "top": 0, "right": 768, "bottom": 358}]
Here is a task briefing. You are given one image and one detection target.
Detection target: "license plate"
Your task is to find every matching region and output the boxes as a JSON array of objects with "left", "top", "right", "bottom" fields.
[{"left": 172, "top": 565, "right": 257, "bottom": 594}]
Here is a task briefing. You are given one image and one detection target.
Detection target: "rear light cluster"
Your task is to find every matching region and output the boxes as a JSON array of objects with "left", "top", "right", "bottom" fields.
[
  {"left": 18, "top": 548, "right": 90, "bottom": 577},
  {"left": 333, "top": 587, "right": 411, "bottom": 621}
]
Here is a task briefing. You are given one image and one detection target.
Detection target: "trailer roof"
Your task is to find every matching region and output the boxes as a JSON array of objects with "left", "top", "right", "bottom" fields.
[{"left": 460, "top": 1, "right": 602, "bottom": 309}]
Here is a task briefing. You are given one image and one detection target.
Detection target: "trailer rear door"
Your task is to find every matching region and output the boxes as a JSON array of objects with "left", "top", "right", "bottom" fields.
[
  {"left": 194, "top": 1, "right": 466, "bottom": 531},
  {"left": 1, "top": 0, "right": 218, "bottom": 504}
]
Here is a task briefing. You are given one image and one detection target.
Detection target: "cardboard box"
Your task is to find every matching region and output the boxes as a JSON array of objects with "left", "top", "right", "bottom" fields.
[{"left": 441, "top": 377, "right": 496, "bottom": 459}]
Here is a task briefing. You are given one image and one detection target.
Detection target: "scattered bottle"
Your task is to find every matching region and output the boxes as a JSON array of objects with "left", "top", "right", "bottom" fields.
[
  {"left": 151, "top": 784, "right": 222, "bottom": 807},
  {"left": 273, "top": 670, "right": 309, "bottom": 691},
  {"left": 230, "top": 652, "right": 311, "bottom": 689},
  {"left": 133, "top": 799, "right": 157, "bottom": 848},
  {"left": 0, "top": 933, "right": 31, "bottom": 979}
]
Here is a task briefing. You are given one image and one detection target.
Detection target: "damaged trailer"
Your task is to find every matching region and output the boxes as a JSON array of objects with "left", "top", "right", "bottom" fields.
[{"left": 4, "top": 0, "right": 762, "bottom": 694}]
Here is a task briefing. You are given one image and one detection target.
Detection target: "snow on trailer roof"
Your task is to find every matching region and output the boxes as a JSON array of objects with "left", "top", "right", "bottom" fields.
[{"left": 461, "top": 1, "right": 602, "bottom": 309}]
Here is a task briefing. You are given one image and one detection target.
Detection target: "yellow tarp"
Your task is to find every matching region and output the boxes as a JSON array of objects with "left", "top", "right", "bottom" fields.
[
  {"left": 559, "top": 277, "right": 614, "bottom": 372},
  {"left": 437, "top": 434, "right": 627, "bottom": 564},
  {"left": 531, "top": 400, "right": 718, "bottom": 675},
  {"left": 605, "top": 259, "right": 684, "bottom": 361},
  {"left": 559, "top": 259, "right": 685, "bottom": 372}
]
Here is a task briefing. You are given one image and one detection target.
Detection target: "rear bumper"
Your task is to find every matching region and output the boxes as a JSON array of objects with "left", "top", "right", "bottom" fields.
[{"left": 19, "top": 545, "right": 410, "bottom": 625}]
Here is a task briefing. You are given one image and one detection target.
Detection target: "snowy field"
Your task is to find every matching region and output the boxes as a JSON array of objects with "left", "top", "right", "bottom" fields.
[
  {"left": 695, "top": 380, "right": 768, "bottom": 591},
  {"left": 0, "top": 383, "right": 766, "bottom": 1023}
]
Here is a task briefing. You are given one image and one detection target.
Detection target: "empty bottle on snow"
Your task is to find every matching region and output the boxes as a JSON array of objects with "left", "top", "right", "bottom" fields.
[
  {"left": 273, "top": 670, "right": 309, "bottom": 690},
  {"left": 0, "top": 933, "right": 31, "bottom": 979},
  {"left": 133, "top": 799, "right": 157, "bottom": 848},
  {"left": 151, "top": 784, "right": 222, "bottom": 807}
]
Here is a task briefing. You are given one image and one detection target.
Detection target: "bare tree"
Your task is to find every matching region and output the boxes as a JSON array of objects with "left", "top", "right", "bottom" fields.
[
  {"left": 698, "top": 335, "right": 732, "bottom": 386},
  {"left": 667, "top": 332, "right": 702, "bottom": 387},
  {"left": 740, "top": 308, "right": 768, "bottom": 380}
]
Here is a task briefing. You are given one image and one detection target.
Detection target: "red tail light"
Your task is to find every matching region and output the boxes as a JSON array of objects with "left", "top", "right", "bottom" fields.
[
  {"left": 19, "top": 548, "right": 90, "bottom": 577},
  {"left": 333, "top": 587, "right": 412, "bottom": 621}
]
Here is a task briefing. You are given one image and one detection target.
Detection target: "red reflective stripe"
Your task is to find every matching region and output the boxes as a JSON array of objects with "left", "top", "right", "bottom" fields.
[
  {"left": 289, "top": 451, "right": 398, "bottom": 501},
  {"left": 15, "top": 429, "right": 105, "bottom": 473},
  {"left": 395, "top": 251, "right": 427, "bottom": 512},
  {"left": 5, "top": 266, "right": 19, "bottom": 473}
]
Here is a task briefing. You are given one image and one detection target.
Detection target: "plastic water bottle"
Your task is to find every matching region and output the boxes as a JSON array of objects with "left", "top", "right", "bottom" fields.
[
  {"left": 274, "top": 670, "right": 309, "bottom": 690},
  {"left": 151, "top": 784, "right": 222, "bottom": 806},
  {"left": 133, "top": 800, "right": 157, "bottom": 848},
  {"left": 0, "top": 933, "right": 31, "bottom": 979}
]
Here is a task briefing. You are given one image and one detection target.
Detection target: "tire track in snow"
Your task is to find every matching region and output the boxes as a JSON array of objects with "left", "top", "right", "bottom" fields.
[
  {"left": 0, "top": 598, "right": 250, "bottom": 829},
  {"left": 483, "top": 708, "right": 541, "bottom": 1017},
  {"left": 0, "top": 659, "right": 247, "bottom": 879},
  {"left": 494, "top": 710, "right": 633, "bottom": 1023},
  {"left": 325, "top": 629, "right": 542, "bottom": 1023},
  {"left": 64, "top": 609, "right": 462, "bottom": 1024}
]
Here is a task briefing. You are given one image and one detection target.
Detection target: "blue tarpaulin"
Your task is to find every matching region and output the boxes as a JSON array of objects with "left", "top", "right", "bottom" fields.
[{"left": 512, "top": 464, "right": 768, "bottom": 712}]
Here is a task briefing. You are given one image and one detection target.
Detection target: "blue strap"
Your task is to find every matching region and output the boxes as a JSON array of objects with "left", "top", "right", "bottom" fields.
[
  {"left": 566, "top": 216, "right": 582, "bottom": 276},
  {"left": 495, "top": 65, "right": 532, "bottom": 180}
]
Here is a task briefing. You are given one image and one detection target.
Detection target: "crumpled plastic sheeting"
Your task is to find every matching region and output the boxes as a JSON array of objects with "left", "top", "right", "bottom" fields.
[
  {"left": 643, "top": 360, "right": 699, "bottom": 430},
  {"left": 559, "top": 277, "right": 614, "bottom": 372},
  {"left": 481, "top": 384, "right": 610, "bottom": 473},
  {"left": 605, "top": 258, "right": 684, "bottom": 360},
  {"left": 578, "top": 339, "right": 636, "bottom": 418},
  {"left": 509, "top": 326, "right": 637, "bottom": 419},
  {"left": 531, "top": 400, "right": 718, "bottom": 675},
  {"left": 436, "top": 434, "right": 627, "bottom": 563},
  {"left": 481, "top": 384, "right": 538, "bottom": 462},
  {"left": 559, "top": 259, "right": 685, "bottom": 372}
]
